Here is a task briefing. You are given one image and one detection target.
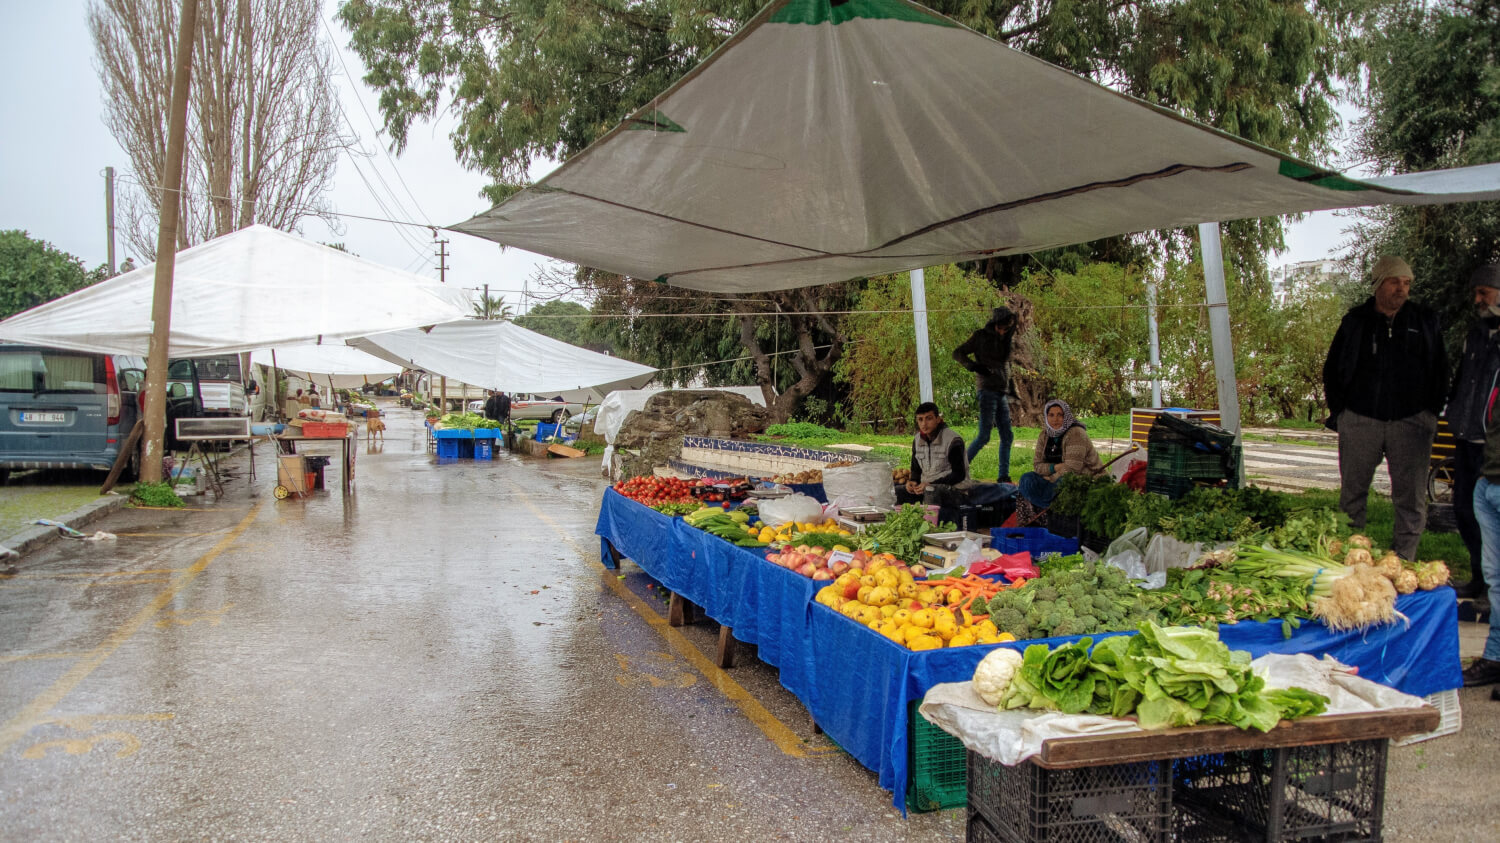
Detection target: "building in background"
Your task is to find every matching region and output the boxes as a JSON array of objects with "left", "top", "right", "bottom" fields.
[{"left": 1272, "top": 259, "right": 1348, "bottom": 306}]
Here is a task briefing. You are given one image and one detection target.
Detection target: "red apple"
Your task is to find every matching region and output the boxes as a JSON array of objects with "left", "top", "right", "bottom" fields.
[
  {"left": 909, "top": 564, "right": 927, "bottom": 578},
  {"left": 812, "top": 569, "right": 834, "bottom": 581},
  {"left": 843, "top": 581, "right": 862, "bottom": 600},
  {"left": 797, "top": 562, "right": 818, "bottom": 577},
  {"left": 852, "top": 549, "right": 872, "bottom": 564},
  {"left": 830, "top": 561, "right": 850, "bottom": 576}
]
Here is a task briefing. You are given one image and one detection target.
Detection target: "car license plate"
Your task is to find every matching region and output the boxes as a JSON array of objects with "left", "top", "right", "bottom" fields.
[{"left": 21, "top": 411, "right": 67, "bottom": 424}]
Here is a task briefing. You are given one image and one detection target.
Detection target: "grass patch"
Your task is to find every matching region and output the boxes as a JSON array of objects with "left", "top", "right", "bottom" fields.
[
  {"left": 1272, "top": 418, "right": 1326, "bottom": 430},
  {"left": 0, "top": 480, "right": 104, "bottom": 540},
  {"left": 128, "top": 481, "right": 184, "bottom": 508}
]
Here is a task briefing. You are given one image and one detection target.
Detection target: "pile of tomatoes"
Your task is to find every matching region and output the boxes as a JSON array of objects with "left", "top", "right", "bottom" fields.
[{"left": 613, "top": 475, "right": 696, "bottom": 506}]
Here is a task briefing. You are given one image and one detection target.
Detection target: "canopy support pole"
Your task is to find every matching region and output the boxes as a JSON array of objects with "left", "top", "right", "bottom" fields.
[
  {"left": 1197, "top": 222, "right": 1245, "bottom": 483},
  {"left": 1146, "top": 274, "right": 1162, "bottom": 408},
  {"left": 911, "top": 269, "right": 933, "bottom": 403}
]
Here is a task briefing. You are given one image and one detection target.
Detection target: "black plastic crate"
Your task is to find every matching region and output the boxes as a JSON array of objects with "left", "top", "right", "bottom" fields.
[
  {"left": 1147, "top": 414, "right": 1237, "bottom": 451},
  {"left": 967, "top": 751, "right": 1173, "bottom": 843},
  {"left": 1146, "top": 442, "right": 1239, "bottom": 480},
  {"left": 967, "top": 810, "right": 1005, "bottom": 843},
  {"left": 1172, "top": 740, "right": 1389, "bottom": 842}
]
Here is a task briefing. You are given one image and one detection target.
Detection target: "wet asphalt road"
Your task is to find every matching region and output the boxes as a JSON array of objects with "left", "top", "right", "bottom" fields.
[{"left": 0, "top": 405, "right": 964, "bottom": 841}]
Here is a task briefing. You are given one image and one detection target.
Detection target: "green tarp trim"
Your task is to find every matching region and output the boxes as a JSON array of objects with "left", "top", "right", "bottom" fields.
[
  {"left": 769, "top": 0, "right": 959, "bottom": 28},
  {"left": 627, "top": 109, "right": 687, "bottom": 133},
  {"left": 1278, "top": 160, "right": 1369, "bottom": 192}
]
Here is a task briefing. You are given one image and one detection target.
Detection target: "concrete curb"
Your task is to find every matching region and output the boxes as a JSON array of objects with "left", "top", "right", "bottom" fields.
[{"left": 0, "top": 493, "right": 129, "bottom": 567}]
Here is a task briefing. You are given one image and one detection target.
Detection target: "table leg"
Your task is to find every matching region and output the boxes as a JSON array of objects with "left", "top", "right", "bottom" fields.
[
  {"left": 601, "top": 539, "right": 623, "bottom": 570},
  {"left": 716, "top": 625, "right": 736, "bottom": 668},
  {"left": 668, "top": 592, "right": 688, "bottom": 627}
]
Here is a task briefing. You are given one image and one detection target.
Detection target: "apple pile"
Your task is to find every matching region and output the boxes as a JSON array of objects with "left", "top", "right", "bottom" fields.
[{"left": 764, "top": 546, "right": 928, "bottom": 581}]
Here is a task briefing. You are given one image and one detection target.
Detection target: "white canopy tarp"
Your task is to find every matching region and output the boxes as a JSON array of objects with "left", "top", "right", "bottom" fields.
[
  {"left": 349, "top": 320, "right": 658, "bottom": 403},
  {"left": 250, "top": 345, "right": 400, "bottom": 390},
  {"left": 0, "top": 225, "right": 473, "bottom": 355},
  {"left": 451, "top": 0, "right": 1500, "bottom": 293}
]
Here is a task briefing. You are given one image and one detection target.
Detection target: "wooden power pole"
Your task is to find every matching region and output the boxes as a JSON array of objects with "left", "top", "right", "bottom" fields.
[{"left": 140, "top": 0, "right": 201, "bottom": 484}]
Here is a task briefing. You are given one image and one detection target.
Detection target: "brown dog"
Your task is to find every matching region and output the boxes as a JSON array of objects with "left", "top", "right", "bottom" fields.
[{"left": 366, "top": 409, "right": 386, "bottom": 442}]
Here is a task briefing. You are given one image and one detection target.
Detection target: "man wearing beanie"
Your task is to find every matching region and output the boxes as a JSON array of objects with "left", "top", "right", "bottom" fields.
[
  {"left": 1444, "top": 264, "right": 1500, "bottom": 608},
  {"left": 954, "top": 306, "right": 1018, "bottom": 482},
  {"left": 1323, "top": 256, "right": 1448, "bottom": 560}
]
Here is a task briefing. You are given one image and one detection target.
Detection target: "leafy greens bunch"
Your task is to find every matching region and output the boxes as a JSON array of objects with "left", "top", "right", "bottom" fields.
[
  {"left": 857, "top": 504, "right": 953, "bottom": 564},
  {"left": 994, "top": 622, "right": 1327, "bottom": 731}
]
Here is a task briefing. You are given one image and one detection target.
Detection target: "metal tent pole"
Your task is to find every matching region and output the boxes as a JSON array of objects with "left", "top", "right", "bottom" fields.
[
  {"left": 1197, "top": 222, "right": 1244, "bottom": 484},
  {"left": 911, "top": 268, "right": 934, "bottom": 403}
]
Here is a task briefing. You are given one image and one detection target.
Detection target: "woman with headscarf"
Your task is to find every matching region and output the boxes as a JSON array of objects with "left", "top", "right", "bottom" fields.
[{"left": 1018, "top": 399, "right": 1107, "bottom": 509}]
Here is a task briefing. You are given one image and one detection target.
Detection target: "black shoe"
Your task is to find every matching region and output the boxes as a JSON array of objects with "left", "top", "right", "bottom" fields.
[
  {"left": 1462, "top": 657, "right": 1500, "bottom": 687},
  {"left": 1455, "top": 581, "right": 1489, "bottom": 600},
  {"left": 1493, "top": 687, "right": 1500, "bottom": 702}
]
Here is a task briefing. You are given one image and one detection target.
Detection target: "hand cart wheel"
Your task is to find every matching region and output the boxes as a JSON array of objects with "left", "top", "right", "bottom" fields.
[{"left": 273, "top": 485, "right": 291, "bottom": 500}]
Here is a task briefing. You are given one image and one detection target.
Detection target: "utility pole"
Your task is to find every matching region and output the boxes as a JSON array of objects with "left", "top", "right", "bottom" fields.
[
  {"left": 141, "top": 0, "right": 201, "bottom": 484},
  {"left": 911, "top": 268, "right": 934, "bottom": 403},
  {"left": 104, "top": 166, "right": 117, "bottom": 275},
  {"left": 483, "top": 283, "right": 490, "bottom": 319}
]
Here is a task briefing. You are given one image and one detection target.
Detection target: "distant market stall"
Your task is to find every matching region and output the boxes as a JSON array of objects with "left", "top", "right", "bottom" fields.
[
  {"left": 349, "top": 319, "right": 659, "bottom": 402},
  {"left": 0, "top": 225, "right": 472, "bottom": 356}
]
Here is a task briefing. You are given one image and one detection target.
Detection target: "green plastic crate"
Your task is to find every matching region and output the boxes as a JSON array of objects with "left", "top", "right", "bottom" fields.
[{"left": 907, "top": 703, "right": 967, "bottom": 812}]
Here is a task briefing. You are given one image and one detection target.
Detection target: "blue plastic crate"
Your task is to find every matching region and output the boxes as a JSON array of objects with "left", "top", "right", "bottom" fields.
[
  {"left": 990, "top": 526, "right": 1079, "bottom": 557},
  {"left": 474, "top": 440, "right": 493, "bottom": 460},
  {"left": 436, "top": 438, "right": 474, "bottom": 459}
]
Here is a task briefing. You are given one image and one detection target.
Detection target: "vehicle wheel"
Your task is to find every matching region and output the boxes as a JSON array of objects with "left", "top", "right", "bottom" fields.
[
  {"left": 0, "top": 469, "right": 9, "bottom": 486},
  {"left": 551, "top": 409, "right": 570, "bottom": 423},
  {"left": 1427, "top": 460, "right": 1456, "bottom": 504},
  {"left": 273, "top": 485, "right": 290, "bottom": 500}
]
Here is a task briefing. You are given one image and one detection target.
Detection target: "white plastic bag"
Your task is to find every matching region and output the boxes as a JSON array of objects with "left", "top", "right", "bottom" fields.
[
  {"left": 822, "top": 462, "right": 895, "bottom": 509},
  {"left": 758, "top": 494, "right": 826, "bottom": 528},
  {"left": 954, "top": 537, "right": 986, "bottom": 567}
]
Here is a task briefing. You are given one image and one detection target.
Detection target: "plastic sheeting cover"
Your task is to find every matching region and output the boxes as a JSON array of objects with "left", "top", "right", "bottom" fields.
[
  {"left": 349, "top": 320, "right": 657, "bottom": 403},
  {"left": 0, "top": 225, "right": 472, "bottom": 355},
  {"left": 593, "top": 386, "right": 767, "bottom": 444},
  {"left": 453, "top": 0, "right": 1500, "bottom": 292}
]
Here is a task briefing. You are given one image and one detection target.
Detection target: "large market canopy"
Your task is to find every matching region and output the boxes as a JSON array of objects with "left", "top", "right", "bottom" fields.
[
  {"left": 452, "top": 0, "right": 1500, "bottom": 293},
  {"left": 249, "top": 345, "right": 401, "bottom": 390},
  {"left": 349, "top": 320, "right": 658, "bottom": 403},
  {"left": 0, "top": 225, "right": 472, "bottom": 356}
]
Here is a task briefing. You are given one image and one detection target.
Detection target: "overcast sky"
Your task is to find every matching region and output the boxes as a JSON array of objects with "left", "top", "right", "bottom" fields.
[{"left": 1, "top": 2, "right": 1359, "bottom": 308}]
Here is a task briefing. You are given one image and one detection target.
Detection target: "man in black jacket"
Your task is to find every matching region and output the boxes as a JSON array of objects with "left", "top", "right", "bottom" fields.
[
  {"left": 482, "top": 390, "right": 510, "bottom": 424},
  {"left": 953, "top": 307, "right": 1017, "bottom": 482},
  {"left": 1443, "top": 264, "right": 1500, "bottom": 603},
  {"left": 1323, "top": 256, "right": 1449, "bottom": 560}
]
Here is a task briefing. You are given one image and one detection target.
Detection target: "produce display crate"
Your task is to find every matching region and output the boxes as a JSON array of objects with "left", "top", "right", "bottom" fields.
[
  {"left": 908, "top": 705, "right": 968, "bottom": 812},
  {"left": 475, "top": 439, "right": 494, "bottom": 460},
  {"left": 433, "top": 427, "right": 500, "bottom": 439},
  {"left": 436, "top": 438, "right": 475, "bottom": 459},
  {"left": 990, "top": 526, "right": 1080, "bottom": 558},
  {"left": 302, "top": 421, "right": 349, "bottom": 438},
  {"left": 1144, "top": 443, "right": 1241, "bottom": 500},
  {"left": 1394, "top": 688, "right": 1461, "bottom": 746},
  {"left": 1171, "top": 740, "right": 1389, "bottom": 843},
  {"left": 967, "top": 750, "right": 1173, "bottom": 842}
]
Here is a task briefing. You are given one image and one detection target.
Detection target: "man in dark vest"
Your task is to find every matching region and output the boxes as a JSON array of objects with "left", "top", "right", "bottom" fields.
[
  {"left": 1322, "top": 256, "right": 1448, "bottom": 560},
  {"left": 902, "top": 402, "right": 974, "bottom": 507},
  {"left": 1444, "top": 264, "right": 1500, "bottom": 605}
]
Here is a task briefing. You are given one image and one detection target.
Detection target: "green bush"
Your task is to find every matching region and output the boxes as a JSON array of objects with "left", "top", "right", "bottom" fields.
[{"left": 130, "top": 481, "right": 184, "bottom": 508}]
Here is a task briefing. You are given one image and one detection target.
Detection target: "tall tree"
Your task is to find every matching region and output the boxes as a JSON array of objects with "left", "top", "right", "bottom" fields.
[
  {"left": 0, "top": 232, "right": 109, "bottom": 321},
  {"left": 90, "top": 0, "right": 352, "bottom": 258},
  {"left": 471, "top": 292, "right": 513, "bottom": 320},
  {"left": 1348, "top": 0, "right": 1500, "bottom": 346},
  {"left": 512, "top": 299, "right": 592, "bottom": 346}
]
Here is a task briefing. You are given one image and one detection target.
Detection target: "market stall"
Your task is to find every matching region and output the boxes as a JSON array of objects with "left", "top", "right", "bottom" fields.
[{"left": 595, "top": 488, "right": 1461, "bottom": 812}]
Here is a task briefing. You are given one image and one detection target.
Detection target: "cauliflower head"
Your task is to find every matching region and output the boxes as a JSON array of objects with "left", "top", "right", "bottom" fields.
[{"left": 972, "top": 647, "right": 1025, "bottom": 707}]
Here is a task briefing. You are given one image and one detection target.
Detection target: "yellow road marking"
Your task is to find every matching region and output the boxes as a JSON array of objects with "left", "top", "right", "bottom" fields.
[
  {"left": 0, "top": 502, "right": 262, "bottom": 757},
  {"left": 0, "top": 568, "right": 190, "bottom": 579},
  {"left": 509, "top": 493, "right": 808, "bottom": 758},
  {"left": 0, "top": 652, "right": 91, "bottom": 664}
]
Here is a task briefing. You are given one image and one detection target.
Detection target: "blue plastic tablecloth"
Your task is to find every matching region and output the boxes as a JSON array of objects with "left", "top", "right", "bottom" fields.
[{"left": 594, "top": 488, "right": 1462, "bottom": 813}]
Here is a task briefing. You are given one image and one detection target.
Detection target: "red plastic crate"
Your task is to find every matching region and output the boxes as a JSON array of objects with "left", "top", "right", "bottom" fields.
[{"left": 302, "top": 421, "right": 349, "bottom": 438}]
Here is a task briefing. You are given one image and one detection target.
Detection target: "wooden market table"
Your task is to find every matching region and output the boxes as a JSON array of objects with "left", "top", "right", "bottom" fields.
[
  {"left": 272, "top": 431, "right": 356, "bottom": 496},
  {"left": 966, "top": 707, "right": 1440, "bottom": 843}
]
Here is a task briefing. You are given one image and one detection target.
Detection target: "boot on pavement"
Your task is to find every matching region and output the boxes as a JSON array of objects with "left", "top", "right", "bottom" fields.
[{"left": 1462, "top": 657, "right": 1500, "bottom": 687}]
